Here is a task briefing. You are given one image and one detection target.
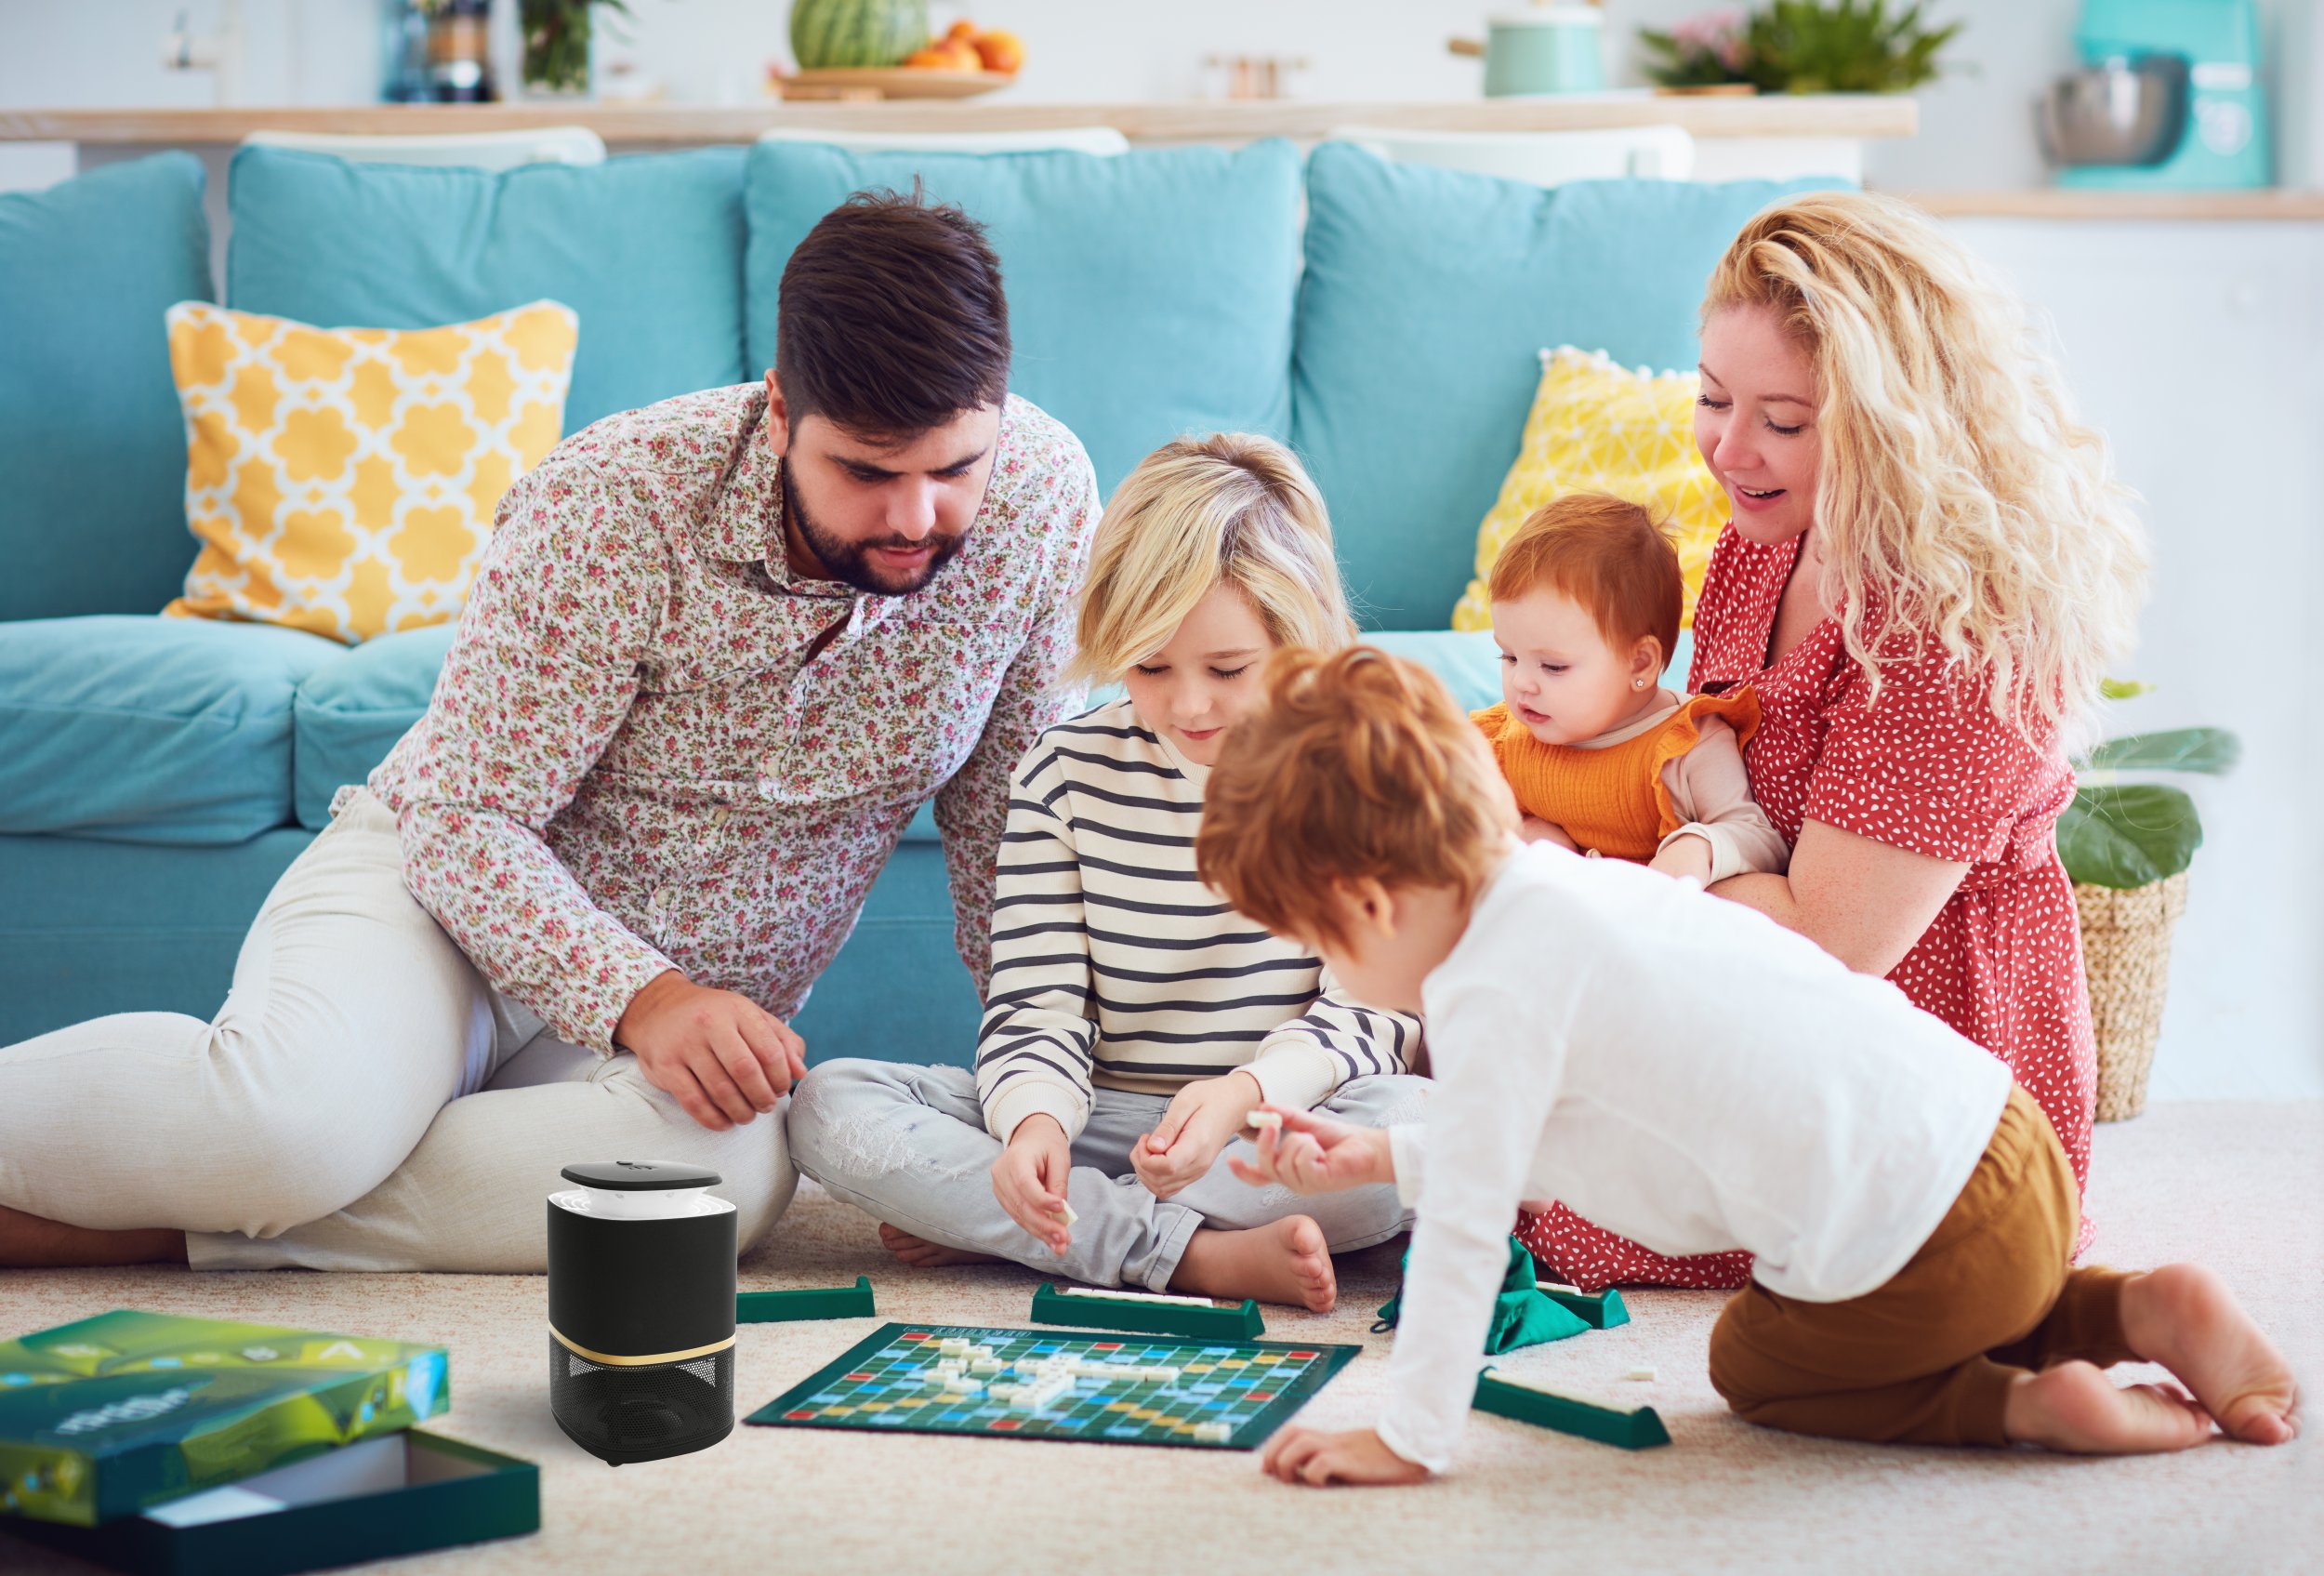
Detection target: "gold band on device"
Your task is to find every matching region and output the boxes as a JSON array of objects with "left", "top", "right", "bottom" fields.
[{"left": 550, "top": 1324, "right": 736, "bottom": 1367}]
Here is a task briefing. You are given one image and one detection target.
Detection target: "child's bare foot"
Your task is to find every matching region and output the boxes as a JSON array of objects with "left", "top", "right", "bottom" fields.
[
  {"left": 2119, "top": 1263, "right": 2300, "bottom": 1444},
  {"left": 0, "top": 1204, "right": 186, "bottom": 1268},
  {"left": 2003, "top": 1361, "right": 2215, "bottom": 1453},
  {"left": 877, "top": 1222, "right": 1001, "bottom": 1268},
  {"left": 1170, "top": 1216, "right": 1336, "bottom": 1312}
]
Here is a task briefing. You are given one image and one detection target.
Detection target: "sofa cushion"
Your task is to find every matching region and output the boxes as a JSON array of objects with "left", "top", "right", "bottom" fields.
[
  {"left": 226, "top": 146, "right": 747, "bottom": 433},
  {"left": 292, "top": 623, "right": 456, "bottom": 828},
  {"left": 744, "top": 140, "right": 1304, "bottom": 497},
  {"left": 0, "top": 153, "right": 211, "bottom": 621},
  {"left": 1294, "top": 145, "right": 1841, "bottom": 629},
  {"left": 0, "top": 616, "right": 335, "bottom": 843}
]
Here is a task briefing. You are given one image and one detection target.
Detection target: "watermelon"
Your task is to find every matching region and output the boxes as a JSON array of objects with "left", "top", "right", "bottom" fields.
[{"left": 790, "top": 0, "right": 931, "bottom": 70}]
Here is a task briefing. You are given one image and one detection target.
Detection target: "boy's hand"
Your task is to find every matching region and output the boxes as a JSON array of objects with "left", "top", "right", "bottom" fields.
[
  {"left": 1132, "top": 1070, "right": 1263, "bottom": 1201},
  {"left": 1648, "top": 832, "right": 1714, "bottom": 886},
  {"left": 1228, "top": 1104, "right": 1394, "bottom": 1195},
  {"left": 1261, "top": 1426, "right": 1430, "bottom": 1488},
  {"left": 1518, "top": 815, "right": 1578, "bottom": 851},
  {"left": 991, "top": 1114, "right": 1075, "bottom": 1253}
]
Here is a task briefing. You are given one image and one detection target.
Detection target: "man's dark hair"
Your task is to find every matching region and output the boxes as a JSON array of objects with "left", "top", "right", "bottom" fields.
[{"left": 774, "top": 188, "right": 1010, "bottom": 438}]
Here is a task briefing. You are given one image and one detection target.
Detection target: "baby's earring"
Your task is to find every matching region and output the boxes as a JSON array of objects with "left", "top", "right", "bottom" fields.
[{"left": 1632, "top": 677, "right": 1646, "bottom": 689}]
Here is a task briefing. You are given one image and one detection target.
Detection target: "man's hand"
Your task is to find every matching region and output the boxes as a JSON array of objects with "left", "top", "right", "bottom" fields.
[
  {"left": 1648, "top": 831, "right": 1714, "bottom": 886},
  {"left": 992, "top": 1114, "right": 1076, "bottom": 1253},
  {"left": 614, "top": 970, "right": 807, "bottom": 1132},
  {"left": 1227, "top": 1104, "right": 1395, "bottom": 1196},
  {"left": 1261, "top": 1426, "right": 1430, "bottom": 1488},
  {"left": 1131, "top": 1070, "right": 1263, "bottom": 1201},
  {"left": 1519, "top": 815, "right": 1578, "bottom": 851}
]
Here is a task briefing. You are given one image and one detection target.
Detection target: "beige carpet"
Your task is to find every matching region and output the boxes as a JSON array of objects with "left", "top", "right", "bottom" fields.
[{"left": 5, "top": 1102, "right": 2317, "bottom": 1576}]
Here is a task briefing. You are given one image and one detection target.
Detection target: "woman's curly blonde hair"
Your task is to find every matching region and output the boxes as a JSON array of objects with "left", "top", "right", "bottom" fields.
[{"left": 1703, "top": 191, "right": 2148, "bottom": 741}]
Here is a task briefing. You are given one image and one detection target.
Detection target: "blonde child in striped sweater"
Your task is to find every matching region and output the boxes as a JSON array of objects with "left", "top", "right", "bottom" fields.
[{"left": 787, "top": 434, "right": 1429, "bottom": 1311}]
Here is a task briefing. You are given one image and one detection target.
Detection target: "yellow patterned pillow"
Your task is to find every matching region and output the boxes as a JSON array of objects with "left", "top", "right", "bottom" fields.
[
  {"left": 163, "top": 299, "right": 578, "bottom": 642},
  {"left": 1451, "top": 345, "right": 1727, "bottom": 634}
]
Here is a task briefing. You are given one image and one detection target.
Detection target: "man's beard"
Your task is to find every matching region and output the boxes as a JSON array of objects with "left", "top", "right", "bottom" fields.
[{"left": 782, "top": 467, "right": 966, "bottom": 598}]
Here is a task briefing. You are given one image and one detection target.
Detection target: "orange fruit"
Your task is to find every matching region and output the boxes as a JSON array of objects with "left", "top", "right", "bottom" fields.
[
  {"left": 903, "top": 46, "right": 952, "bottom": 68},
  {"left": 938, "top": 36, "right": 982, "bottom": 70},
  {"left": 946, "top": 20, "right": 979, "bottom": 41},
  {"left": 973, "top": 29, "right": 1024, "bottom": 73}
]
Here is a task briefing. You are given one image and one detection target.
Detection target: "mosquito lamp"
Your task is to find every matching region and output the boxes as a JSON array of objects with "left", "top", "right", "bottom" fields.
[{"left": 548, "top": 1160, "right": 737, "bottom": 1464}]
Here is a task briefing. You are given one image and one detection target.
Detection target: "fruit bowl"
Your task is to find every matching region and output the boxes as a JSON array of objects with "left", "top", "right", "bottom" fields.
[{"left": 778, "top": 66, "right": 1014, "bottom": 100}]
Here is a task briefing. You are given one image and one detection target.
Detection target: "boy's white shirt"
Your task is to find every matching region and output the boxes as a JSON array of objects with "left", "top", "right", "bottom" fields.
[{"left": 1373, "top": 844, "right": 2013, "bottom": 1474}]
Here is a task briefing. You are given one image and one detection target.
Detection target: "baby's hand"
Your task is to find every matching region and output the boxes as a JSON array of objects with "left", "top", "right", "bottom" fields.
[
  {"left": 1648, "top": 832, "right": 1714, "bottom": 887},
  {"left": 1132, "top": 1070, "right": 1262, "bottom": 1201},
  {"left": 1261, "top": 1426, "right": 1429, "bottom": 1488},
  {"left": 1519, "top": 815, "right": 1578, "bottom": 851},
  {"left": 1228, "top": 1104, "right": 1394, "bottom": 1195}
]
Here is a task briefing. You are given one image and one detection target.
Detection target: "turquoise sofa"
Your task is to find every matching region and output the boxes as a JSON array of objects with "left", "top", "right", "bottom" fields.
[{"left": 0, "top": 140, "right": 1825, "bottom": 1056}]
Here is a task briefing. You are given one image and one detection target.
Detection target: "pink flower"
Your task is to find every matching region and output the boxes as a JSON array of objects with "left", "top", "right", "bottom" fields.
[{"left": 1670, "top": 7, "right": 1750, "bottom": 71}]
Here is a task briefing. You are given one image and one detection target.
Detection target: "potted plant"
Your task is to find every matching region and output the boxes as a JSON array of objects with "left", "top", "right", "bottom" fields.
[
  {"left": 2057, "top": 696, "right": 2241, "bottom": 1120},
  {"left": 1641, "top": 0, "right": 1961, "bottom": 95},
  {"left": 521, "top": 0, "right": 631, "bottom": 98}
]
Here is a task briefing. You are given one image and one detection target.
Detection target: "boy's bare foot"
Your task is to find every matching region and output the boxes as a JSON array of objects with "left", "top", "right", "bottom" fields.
[
  {"left": 1170, "top": 1216, "right": 1336, "bottom": 1313},
  {"left": 0, "top": 1203, "right": 186, "bottom": 1268},
  {"left": 2119, "top": 1263, "right": 2300, "bottom": 1445},
  {"left": 2003, "top": 1360, "right": 2214, "bottom": 1452},
  {"left": 876, "top": 1222, "right": 1001, "bottom": 1268}
]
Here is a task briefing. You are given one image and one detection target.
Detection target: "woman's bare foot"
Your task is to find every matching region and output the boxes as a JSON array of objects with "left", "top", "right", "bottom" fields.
[
  {"left": 0, "top": 1203, "right": 186, "bottom": 1268},
  {"left": 2003, "top": 1360, "right": 2215, "bottom": 1452},
  {"left": 1170, "top": 1216, "right": 1336, "bottom": 1312},
  {"left": 877, "top": 1222, "right": 1001, "bottom": 1269},
  {"left": 2119, "top": 1263, "right": 2300, "bottom": 1445}
]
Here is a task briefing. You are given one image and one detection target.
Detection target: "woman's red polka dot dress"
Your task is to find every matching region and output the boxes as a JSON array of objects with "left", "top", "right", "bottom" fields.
[{"left": 1514, "top": 524, "right": 2099, "bottom": 1291}]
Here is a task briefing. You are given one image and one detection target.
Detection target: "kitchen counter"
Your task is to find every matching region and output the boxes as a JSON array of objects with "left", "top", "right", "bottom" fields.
[
  {"left": 0, "top": 95, "right": 1915, "bottom": 147},
  {"left": 1899, "top": 188, "right": 2324, "bottom": 221}
]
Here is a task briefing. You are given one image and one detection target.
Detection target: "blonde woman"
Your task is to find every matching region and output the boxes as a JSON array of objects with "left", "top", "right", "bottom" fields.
[
  {"left": 788, "top": 434, "right": 1426, "bottom": 1311},
  {"left": 1519, "top": 191, "right": 2148, "bottom": 1292}
]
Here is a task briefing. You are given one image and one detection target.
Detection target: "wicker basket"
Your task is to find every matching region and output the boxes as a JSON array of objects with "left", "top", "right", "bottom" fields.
[{"left": 2072, "top": 870, "right": 2190, "bottom": 1121}]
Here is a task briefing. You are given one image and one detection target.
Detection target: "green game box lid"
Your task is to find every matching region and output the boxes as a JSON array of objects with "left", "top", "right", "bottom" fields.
[
  {"left": 0, "top": 1429, "right": 537, "bottom": 1576},
  {"left": 0, "top": 1309, "right": 449, "bottom": 1526}
]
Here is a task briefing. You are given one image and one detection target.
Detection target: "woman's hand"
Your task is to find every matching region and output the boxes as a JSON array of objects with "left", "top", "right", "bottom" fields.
[
  {"left": 1228, "top": 1104, "right": 1394, "bottom": 1195},
  {"left": 1132, "top": 1070, "right": 1262, "bottom": 1200},
  {"left": 1710, "top": 818, "right": 1968, "bottom": 978},
  {"left": 991, "top": 1114, "right": 1075, "bottom": 1252},
  {"left": 1261, "top": 1426, "right": 1430, "bottom": 1487}
]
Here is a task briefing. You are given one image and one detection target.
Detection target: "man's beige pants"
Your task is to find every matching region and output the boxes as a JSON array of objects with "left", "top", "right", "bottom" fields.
[{"left": 0, "top": 791, "right": 797, "bottom": 1272}]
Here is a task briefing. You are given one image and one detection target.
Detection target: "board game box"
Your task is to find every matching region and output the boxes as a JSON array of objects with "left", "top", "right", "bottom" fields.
[
  {"left": 746, "top": 1323, "right": 1358, "bottom": 1450},
  {"left": 0, "top": 1310, "right": 449, "bottom": 1526}
]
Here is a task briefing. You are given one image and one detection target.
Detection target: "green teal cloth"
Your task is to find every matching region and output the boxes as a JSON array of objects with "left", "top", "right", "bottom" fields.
[
  {"left": 1377, "top": 1235, "right": 1594, "bottom": 1353},
  {"left": 744, "top": 140, "right": 1303, "bottom": 497},
  {"left": 0, "top": 154, "right": 211, "bottom": 621},
  {"left": 0, "top": 616, "right": 338, "bottom": 844},
  {"left": 1293, "top": 146, "right": 1846, "bottom": 629},
  {"left": 0, "top": 828, "right": 311, "bottom": 1045},
  {"left": 226, "top": 146, "right": 748, "bottom": 431},
  {"left": 292, "top": 624, "right": 456, "bottom": 828}
]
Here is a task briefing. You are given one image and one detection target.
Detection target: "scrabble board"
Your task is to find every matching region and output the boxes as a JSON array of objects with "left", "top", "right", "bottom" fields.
[{"left": 745, "top": 1322, "right": 1360, "bottom": 1450}]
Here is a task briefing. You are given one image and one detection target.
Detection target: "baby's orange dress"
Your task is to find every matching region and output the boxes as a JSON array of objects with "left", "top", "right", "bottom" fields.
[{"left": 1472, "top": 689, "right": 1762, "bottom": 861}]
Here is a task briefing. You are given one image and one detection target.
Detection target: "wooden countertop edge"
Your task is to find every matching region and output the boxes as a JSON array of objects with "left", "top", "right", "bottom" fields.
[
  {"left": 1898, "top": 188, "right": 2324, "bottom": 221},
  {"left": 0, "top": 96, "right": 1918, "bottom": 144}
]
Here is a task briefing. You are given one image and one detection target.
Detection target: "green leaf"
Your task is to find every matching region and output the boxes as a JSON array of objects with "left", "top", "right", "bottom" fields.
[
  {"left": 2056, "top": 783, "right": 2203, "bottom": 888},
  {"left": 2085, "top": 727, "right": 2241, "bottom": 776}
]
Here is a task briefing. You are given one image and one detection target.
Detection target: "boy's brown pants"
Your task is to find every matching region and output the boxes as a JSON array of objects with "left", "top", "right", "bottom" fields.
[{"left": 1708, "top": 1086, "right": 2137, "bottom": 1446}]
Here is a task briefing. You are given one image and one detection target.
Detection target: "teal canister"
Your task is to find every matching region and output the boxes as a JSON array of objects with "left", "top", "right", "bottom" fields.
[{"left": 1484, "top": 8, "right": 1607, "bottom": 97}]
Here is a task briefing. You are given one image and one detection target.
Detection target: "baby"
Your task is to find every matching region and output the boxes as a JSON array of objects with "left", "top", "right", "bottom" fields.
[
  {"left": 1478, "top": 492, "right": 1785, "bottom": 885},
  {"left": 1196, "top": 647, "right": 2296, "bottom": 1484}
]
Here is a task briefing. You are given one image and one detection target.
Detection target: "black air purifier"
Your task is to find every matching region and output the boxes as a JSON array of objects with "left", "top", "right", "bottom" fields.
[{"left": 548, "top": 1160, "right": 737, "bottom": 1464}]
